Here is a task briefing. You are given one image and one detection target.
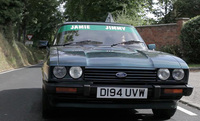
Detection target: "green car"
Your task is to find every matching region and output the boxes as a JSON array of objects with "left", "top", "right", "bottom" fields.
[{"left": 42, "top": 22, "right": 193, "bottom": 119}]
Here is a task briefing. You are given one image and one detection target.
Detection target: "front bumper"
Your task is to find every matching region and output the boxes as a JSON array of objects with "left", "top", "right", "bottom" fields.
[{"left": 43, "top": 81, "right": 193, "bottom": 109}]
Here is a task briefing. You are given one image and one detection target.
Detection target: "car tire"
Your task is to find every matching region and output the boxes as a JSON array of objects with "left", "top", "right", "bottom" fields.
[
  {"left": 42, "top": 89, "right": 53, "bottom": 119},
  {"left": 152, "top": 108, "right": 177, "bottom": 119}
]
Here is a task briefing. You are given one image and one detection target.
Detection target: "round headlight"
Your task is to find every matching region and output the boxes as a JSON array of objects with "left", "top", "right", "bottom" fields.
[
  {"left": 53, "top": 66, "right": 67, "bottom": 79},
  {"left": 158, "top": 69, "right": 170, "bottom": 80},
  {"left": 172, "top": 69, "right": 184, "bottom": 80},
  {"left": 69, "top": 67, "right": 83, "bottom": 79}
]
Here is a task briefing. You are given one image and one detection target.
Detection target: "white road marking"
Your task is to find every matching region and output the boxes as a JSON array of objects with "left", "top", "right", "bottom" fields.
[
  {"left": 177, "top": 106, "right": 197, "bottom": 116},
  {"left": 0, "top": 64, "right": 39, "bottom": 75},
  {"left": 0, "top": 68, "right": 24, "bottom": 75}
]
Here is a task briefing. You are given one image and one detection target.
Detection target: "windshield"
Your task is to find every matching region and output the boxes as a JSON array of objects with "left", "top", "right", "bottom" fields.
[{"left": 54, "top": 24, "right": 147, "bottom": 50}]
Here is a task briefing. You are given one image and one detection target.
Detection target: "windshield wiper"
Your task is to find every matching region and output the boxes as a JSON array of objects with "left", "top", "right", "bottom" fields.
[
  {"left": 76, "top": 40, "right": 103, "bottom": 45},
  {"left": 62, "top": 42, "right": 75, "bottom": 46},
  {"left": 111, "top": 40, "right": 142, "bottom": 47},
  {"left": 63, "top": 40, "right": 103, "bottom": 46}
]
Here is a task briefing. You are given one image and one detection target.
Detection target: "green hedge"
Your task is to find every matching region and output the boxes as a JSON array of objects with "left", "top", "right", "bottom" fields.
[
  {"left": 159, "top": 44, "right": 183, "bottom": 58},
  {"left": 180, "top": 15, "right": 200, "bottom": 63}
]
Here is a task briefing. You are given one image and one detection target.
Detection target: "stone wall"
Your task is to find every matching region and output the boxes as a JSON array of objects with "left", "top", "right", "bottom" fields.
[{"left": 136, "top": 18, "right": 189, "bottom": 49}]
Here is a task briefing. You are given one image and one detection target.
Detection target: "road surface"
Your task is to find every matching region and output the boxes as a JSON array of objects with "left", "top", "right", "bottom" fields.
[{"left": 0, "top": 65, "right": 199, "bottom": 121}]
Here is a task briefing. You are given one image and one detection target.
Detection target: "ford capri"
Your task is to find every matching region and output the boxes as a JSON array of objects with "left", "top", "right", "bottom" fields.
[{"left": 42, "top": 22, "right": 193, "bottom": 119}]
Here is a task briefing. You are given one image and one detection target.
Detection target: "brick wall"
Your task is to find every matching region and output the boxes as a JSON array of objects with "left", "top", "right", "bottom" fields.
[{"left": 136, "top": 18, "right": 189, "bottom": 49}]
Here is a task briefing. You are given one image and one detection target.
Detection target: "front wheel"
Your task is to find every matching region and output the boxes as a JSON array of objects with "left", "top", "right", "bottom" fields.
[{"left": 152, "top": 108, "right": 177, "bottom": 119}]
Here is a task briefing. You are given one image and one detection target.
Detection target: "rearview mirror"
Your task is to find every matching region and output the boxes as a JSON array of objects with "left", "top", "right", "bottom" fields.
[{"left": 148, "top": 44, "right": 156, "bottom": 50}]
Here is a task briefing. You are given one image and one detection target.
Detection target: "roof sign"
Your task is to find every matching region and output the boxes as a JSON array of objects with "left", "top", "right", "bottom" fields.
[{"left": 105, "top": 13, "right": 114, "bottom": 23}]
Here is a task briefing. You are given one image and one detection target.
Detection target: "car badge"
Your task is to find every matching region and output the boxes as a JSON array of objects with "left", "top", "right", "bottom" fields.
[{"left": 116, "top": 72, "right": 127, "bottom": 78}]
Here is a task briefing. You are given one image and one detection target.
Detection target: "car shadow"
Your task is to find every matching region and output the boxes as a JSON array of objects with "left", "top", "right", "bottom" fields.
[
  {"left": 44, "top": 108, "right": 162, "bottom": 121},
  {"left": 0, "top": 88, "right": 166, "bottom": 121},
  {"left": 0, "top": 88, "right": 43, "bottom": 121}
]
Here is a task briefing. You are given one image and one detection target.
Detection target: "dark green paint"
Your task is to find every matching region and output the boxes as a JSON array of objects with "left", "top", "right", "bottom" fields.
[{"left": 49, "top": 46, "right": 188, "bottom": 69}]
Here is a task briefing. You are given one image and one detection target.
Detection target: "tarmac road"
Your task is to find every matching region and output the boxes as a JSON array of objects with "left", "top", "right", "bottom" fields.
[
  {"left": 181, "top": 70, "right": 200, "bottom": 109},
  {"left": 0, "top": 65, "right": 199, "bottom": 121}
]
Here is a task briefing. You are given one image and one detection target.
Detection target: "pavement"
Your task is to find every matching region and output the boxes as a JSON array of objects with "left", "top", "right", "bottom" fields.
[{"left": 180, "top": 69, "right": 200, "bottom": 110}]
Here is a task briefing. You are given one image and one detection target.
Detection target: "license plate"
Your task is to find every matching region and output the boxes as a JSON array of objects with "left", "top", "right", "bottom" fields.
[{"left": 97, "top": 87, "right": 148, "bottom": 99}]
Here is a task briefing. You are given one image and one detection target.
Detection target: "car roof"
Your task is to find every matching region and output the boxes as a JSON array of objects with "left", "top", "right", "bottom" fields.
[{"left": 60, "top": 22, "right": 133, "bottom": 27}]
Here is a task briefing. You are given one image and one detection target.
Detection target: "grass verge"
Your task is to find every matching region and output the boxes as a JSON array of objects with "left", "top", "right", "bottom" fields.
[
  {"left": 188, "top": 64, "right": 200, "bottom": 68},
  {"left": 0, "top": 33, "right": 46, "bottom": 72}
]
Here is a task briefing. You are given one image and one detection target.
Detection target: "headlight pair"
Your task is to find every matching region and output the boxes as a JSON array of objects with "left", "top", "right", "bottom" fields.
[
  {"left": 53, "top": 66, "right": 82, "bottom": 79},
  {"left": 158, "top": 69, "right": 185, "bottom": 81}
]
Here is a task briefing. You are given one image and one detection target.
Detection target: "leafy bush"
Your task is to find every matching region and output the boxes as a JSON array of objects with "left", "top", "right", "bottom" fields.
[
  {"left": 113, "top": 11, "right": 155, "bottom": 26},
  {"left": 180, "top": 15, "right": 200, "bottom": 63},
  {"left": 159, "top": 45, "right": 183, "bottom": 58},
  {"left": 114, "top": 12, "right": 143, "bottom": 26}
]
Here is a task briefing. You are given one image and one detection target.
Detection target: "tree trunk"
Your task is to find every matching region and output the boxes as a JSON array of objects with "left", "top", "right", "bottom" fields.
[
  {"left": 17, "top": 23, "right": 22, "bottom": 42},
  {"left": 4, "top": 21, "right": 14, "bottom": 43},
  {"left": 23, "top": 26, "right": 26, "bottom": 44}
]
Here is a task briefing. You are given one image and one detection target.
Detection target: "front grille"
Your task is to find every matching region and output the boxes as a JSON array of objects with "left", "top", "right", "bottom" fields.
[{"left": 84, "top": 68, "right": 157, "bottom": 82}]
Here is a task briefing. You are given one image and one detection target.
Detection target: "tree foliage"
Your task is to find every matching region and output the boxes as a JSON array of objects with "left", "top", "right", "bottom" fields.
[
  {"left": 64, "top": 0, "right": 128, "bottom": 22},
  {"left": 157, "top": 0, "right": 200, "bottom": 23},
  {"left": 113, "top": 0, "right": 157, "bottom": 26},
  {"left": 0, "top": 0, "right": 23, "bottom": 25},
  {"left": 63, "top": 0, "right": 154, "bottom": 24},
  {"left": 0, "top": 0, "right": 23, "bottom": 41},
  {"left": 180, "top": 15, "right": 200, "bottom": 63},
  {"left": 0, "top": 0, "right": 63, "bottom": 43},
  {"left": 20, "top": 0, "right": 63, "bottom": 42},
  {"left": 149, "top": 0, "right": 176, "bottom": 23},
  {"left": 173, "top": 0, "right": 200, "bottom": 18}
]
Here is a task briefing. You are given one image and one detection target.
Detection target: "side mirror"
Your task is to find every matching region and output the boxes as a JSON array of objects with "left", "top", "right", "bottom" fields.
[
  {"left": 148, "top": 44, "right": 156, "bottom": 50},
  {"left": 38, "top": 40, "right": 49, "bottom": 49},
  {"left": 46, "top": 41, "right": 50, "bottom": 51}
]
